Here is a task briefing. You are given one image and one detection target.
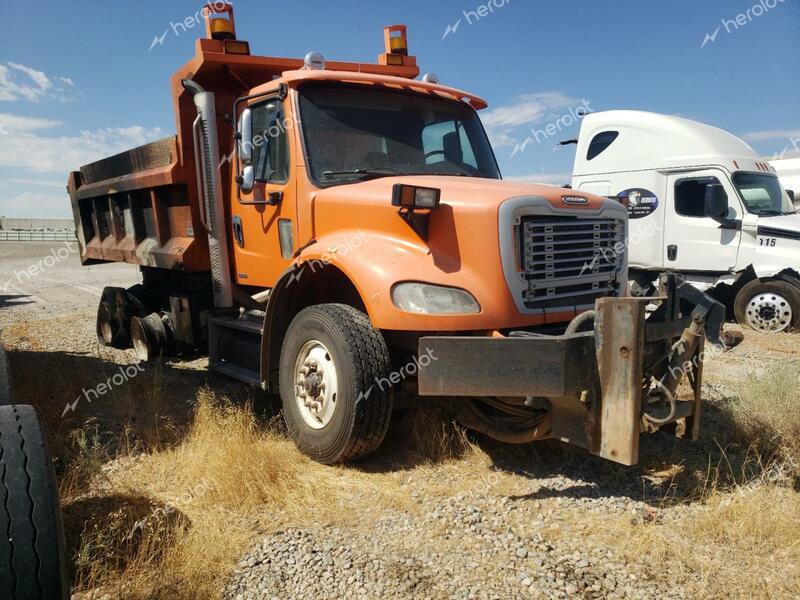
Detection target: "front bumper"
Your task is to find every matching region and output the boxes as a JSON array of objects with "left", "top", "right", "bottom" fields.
[{"left": 417, "top": 279, "right": 725, "bottom": 466}]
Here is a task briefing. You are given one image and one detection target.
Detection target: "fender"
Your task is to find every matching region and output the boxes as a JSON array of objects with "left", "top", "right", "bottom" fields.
[{"left": 260, "top": 264, "right": 302, "bottom": 392}]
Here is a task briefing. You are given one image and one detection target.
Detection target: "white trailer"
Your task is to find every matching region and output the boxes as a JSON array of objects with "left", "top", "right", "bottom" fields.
[{"left": 571, "top": 110, "right": 800, "bottom": 333}]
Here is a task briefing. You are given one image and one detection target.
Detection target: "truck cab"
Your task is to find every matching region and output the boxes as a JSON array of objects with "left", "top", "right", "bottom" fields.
[
  {"left": 68, "top": 4, "right": 729, "bottom": 467},
  {"left": 571, "top": 110, "right": 800, "bottom": 333}
]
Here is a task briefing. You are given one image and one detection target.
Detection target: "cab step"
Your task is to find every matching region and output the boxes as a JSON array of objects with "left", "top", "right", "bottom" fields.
[{"left": 208, "top": 315, "right": 264, "bottom": 388}]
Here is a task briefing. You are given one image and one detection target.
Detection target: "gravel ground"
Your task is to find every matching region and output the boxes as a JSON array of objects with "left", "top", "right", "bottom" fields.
[{"left": 225, "top": 486, "right": 687, "bottom": 600}]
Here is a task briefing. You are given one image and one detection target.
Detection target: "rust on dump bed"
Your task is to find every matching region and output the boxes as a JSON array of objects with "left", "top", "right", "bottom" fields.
[{"left": 67, "top": 136, "right": 206, "bottom": 270}]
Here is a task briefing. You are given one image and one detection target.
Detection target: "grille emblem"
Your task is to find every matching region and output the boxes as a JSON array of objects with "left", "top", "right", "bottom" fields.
[{"left": 562, "top": 195, "right": 589, "bottom": 206}]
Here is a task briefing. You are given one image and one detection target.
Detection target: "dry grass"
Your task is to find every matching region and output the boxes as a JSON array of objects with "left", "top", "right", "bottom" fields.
[
  {"left": 602, "top": 484, "right": 800, "bottom": 599},
  {"left": 728, "top": 361, "right": 800, "bottom": 476},
  {"left": 65, "top": 391, "right": 463, "bottom": 599},
  {"left": 594, "top": 360, "right": 800, "bottom": 599}
]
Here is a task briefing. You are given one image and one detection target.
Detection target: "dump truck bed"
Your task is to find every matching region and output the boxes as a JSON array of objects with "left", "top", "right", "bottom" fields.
[{"left": 67, "top": 136, "right": 211, "bottom": 271}]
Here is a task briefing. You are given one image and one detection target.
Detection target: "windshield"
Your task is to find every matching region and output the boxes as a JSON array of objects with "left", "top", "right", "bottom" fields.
[
  {"left": 298, "top": 84, "right": 501, "bottom": 185},
  {"left": 733, "top": 172, "right": 795, "bottom": 216}
]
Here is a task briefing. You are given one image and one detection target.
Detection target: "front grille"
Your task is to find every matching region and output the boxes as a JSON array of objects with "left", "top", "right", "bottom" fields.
[{"left": 519, "top": 216, "right": 625, "bottom": 310}]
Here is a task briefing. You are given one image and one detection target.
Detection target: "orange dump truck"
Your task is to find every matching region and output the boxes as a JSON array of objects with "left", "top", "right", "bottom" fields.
[{"left": 68, "top": 4, "right": 729, "bottom": 466}]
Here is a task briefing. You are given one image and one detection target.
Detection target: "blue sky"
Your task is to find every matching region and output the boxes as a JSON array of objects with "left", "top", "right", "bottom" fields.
[{"left": 1, "top": 0, "right": 798, "bottom": 218}]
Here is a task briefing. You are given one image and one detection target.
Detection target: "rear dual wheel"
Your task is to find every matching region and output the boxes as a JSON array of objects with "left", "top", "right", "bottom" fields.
[
  {"left": 96, "top": 285, "right": 157, "bottom": 349},
  {"left": 734, "top": 279, "right": 800, "bottom": 333}
]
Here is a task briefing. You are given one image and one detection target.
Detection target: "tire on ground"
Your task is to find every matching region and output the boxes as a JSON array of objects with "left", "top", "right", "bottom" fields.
[
  {"left": 279, "top": 304, "right": 393, "bottom": 464},
  {"left": 96, "top": 286, "right": 132, "bottom": 349},
  {"left": 733, "top": 278, "right": 800, "bottom": 333},
  {"left": 0, "top": 405, "right": 69, "bottom": 599}
]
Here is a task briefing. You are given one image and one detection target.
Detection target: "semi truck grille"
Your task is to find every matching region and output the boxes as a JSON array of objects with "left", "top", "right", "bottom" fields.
[{"left": 519, "top": 216, "right": 626, "bottom": 310}]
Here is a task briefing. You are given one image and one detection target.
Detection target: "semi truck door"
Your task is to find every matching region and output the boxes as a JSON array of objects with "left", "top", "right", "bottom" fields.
[
  {"left": 664, "top": 170, "right": 742, "bottom": 272},
  {"left": 231, "top": 96, "right": 295, "bottom": 288}
]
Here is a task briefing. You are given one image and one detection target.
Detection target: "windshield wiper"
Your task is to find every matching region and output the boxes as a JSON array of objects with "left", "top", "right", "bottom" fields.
[
  {"left": 758, "top": 210, "right": 795, "bottom": 216},
  {"left": 322, "top": 168, "right": 406, "bottom": 181}
]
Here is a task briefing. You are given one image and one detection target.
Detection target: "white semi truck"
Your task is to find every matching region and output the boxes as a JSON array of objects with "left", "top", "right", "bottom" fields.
[
  {"left": 570, "top": 110, "right": 800, "bottom": 333},
  {"left": 770, "top": 156, "right": 800, "bottom": 205}
]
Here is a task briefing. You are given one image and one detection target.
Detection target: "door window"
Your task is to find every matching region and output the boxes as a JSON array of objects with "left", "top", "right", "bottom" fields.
[
  {"left": 674, "top": 176, "right": 726, "bottom": 218},
  {"left": 251, "top": 100, "right": 289, "bottom": 184}
]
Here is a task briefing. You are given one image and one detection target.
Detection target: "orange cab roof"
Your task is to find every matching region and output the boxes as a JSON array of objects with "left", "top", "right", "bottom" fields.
[{"left": 258, "top": 69, "right": 489, "bottom": 111}]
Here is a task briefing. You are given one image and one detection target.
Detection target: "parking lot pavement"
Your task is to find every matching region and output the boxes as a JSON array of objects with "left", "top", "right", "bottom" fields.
[{"left": 0, "top": 242, "right": 139, "bottom": 321}]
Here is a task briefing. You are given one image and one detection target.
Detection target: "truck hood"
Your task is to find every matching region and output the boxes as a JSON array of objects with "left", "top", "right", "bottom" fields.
[
  {"left": 303, "top": 175, "right": 626, "bottom": 332},
  {"left": 312, "top": 176, "right": 605, "bottom": 212},
  {"left": 757, "top": 212, "right": 800, "bottom": 236}
]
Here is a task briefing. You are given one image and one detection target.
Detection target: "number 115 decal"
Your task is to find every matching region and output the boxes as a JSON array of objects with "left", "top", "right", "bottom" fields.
[{"left": 759, "top": 237, "right": 777, "bottom": 247}]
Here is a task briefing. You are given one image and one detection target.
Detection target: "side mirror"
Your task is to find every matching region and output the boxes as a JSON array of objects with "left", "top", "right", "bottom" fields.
[
  {"left": 789, "top": 190, "right": 800, "bottom": 212},
  {"left": 704, "top": 183, "right": 729, "bottom": 220},
  {"left": 237, "top": 108, "right": 253, "bottom": 164},
  {"left": 238, "top": 165, "right": 254, "bottom": 193}
]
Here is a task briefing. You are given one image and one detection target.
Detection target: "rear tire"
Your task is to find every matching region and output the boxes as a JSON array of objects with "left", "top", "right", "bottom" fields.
[
  {"left": 96, "top": 285, "right": 158, "bottom": 350},
  {"left": 0, "top": 405, "right": 69, "bottom": 599},
  {"left": 734, "top": 279, "right": 800, "bottom": 333},
  {"left": 279, "top": 304, "right": 393, "bottom": 464}
]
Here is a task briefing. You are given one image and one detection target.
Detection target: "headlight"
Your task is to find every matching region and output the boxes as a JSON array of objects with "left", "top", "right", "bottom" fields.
[{"left": 391, "top": 282, "right": 481, "bottom": 315}]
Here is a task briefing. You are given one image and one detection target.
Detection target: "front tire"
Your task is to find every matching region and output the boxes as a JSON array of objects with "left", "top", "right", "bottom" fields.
[
  {"left": 279, "top": 304, "right": 393, "bottom": 464},
  {"left": 734, "top": 279, "right": 800, "bottom": 333}
]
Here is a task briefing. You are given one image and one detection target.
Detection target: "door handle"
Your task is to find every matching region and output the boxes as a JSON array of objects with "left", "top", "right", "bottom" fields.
[
  {"left": 232, "top": 215, "right": 244, "bottom": 248},
  {"left": 667, "top": 245, "right": 678, "bottom": 261},
  {"left": 267, "top": 191, "right": 283, "bottom": 206}
]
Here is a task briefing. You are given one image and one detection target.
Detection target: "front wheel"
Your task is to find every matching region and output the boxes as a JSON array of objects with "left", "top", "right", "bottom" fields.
[
  {"left": 734, "top": 279, "right": 800, "bottom": 333},
  {"left": 279, "top": 304, "right": 393, "bottom": 464}
]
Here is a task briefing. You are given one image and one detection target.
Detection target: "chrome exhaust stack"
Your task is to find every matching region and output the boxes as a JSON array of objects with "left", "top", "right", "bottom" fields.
[{"left": 183, "top": 79, "right": 233, "bottom": 309}]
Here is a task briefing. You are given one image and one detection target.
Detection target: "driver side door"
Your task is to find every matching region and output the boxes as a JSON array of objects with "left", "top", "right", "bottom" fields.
[
  {"left": 231, "top": 94, "right": 296, "bottom": 288},
  {"left": 664, "top": 170, "right": 742, "bottom": 272}
]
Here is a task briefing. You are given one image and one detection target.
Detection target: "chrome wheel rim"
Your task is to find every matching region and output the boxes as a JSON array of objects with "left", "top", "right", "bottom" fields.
[
  {"left": 293, "top": 340, "right": 338, "bottom": 429},
  {"left": 746, "top": 292, "right": 793, "bottom": 333}
]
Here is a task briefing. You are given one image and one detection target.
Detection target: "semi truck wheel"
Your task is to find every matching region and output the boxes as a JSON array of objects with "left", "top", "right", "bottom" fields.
[
  {"left": 734, "top": 279, "right": 800, "bottom": 333},
  {"left": 279, "top": 304, "right": 393, "bottom": 464},
  {"left": 0, "top": 405, "right": 70, "bottom": 599}
]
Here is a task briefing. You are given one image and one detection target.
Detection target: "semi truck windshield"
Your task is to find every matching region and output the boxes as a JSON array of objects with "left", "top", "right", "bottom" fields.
[
  {"left": 299, "top": 84, "right": 501, "bottom": 185},
  {"left": 733, "top": 172, "right": 795, "bottom": 216}
]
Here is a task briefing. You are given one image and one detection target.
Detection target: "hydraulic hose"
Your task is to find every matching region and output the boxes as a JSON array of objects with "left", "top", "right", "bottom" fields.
[{"left": 566, "top": 310, "right": 595, "bottom": 335}]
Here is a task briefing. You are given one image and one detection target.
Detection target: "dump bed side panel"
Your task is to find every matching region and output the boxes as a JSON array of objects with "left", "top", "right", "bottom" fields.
[{"left": 68, "top": 136, "right": 210, "bottom": 272}]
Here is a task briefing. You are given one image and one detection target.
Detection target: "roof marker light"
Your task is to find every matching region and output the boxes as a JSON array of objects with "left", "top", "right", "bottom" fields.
[
  {"left": 303, "top": 51, "right": 325, "bottom": 70},
  {"left": 422, "top": 73, "right": 439, "bottom": 84}
]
